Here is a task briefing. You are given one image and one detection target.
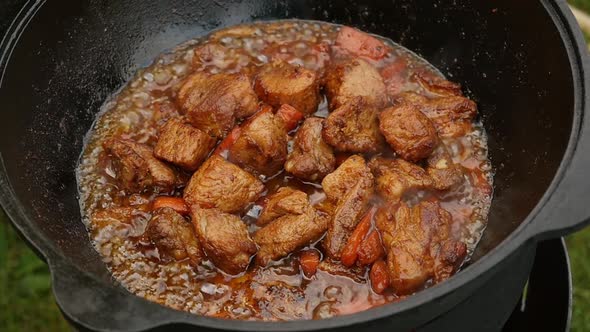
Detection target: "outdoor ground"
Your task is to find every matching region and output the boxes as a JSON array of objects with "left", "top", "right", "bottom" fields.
[{"left": 1, "top": 3, "right": 590, "bottom": 331}]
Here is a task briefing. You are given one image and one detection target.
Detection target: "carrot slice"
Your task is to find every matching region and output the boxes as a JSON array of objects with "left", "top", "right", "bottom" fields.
[
  {"left": 152, "top": 196, "right": 190, "bottom": 215},
  {"left": 370, "top": 260, "right": 390, "bottom": 294},
  {"left": 277, "top": 104, "right": 304, "bottom": 131},
  {"left": 300, "top": 250, "right": 321, "bottom": 278},
  {"left": 340, "top": 206, "right": 377, "bottom": 267},
  {"left": 357, "top": 231, "right": 385, "bottom": 266},
  {"left": 213, "top": 126, "right": 241, "bottom": 156}
]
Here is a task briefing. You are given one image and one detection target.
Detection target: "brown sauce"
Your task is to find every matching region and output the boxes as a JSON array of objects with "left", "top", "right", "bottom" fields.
[{"left": 77, "top": 20, "right": 493, "bottom": 320}]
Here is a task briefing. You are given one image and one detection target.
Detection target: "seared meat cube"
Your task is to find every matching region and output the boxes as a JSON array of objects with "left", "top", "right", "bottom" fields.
[
  {"left": 177, "top": 72, "right": 259, "bottom": 138},
  {"left": 146, "top": 207, "right": 203, "bottom": 266},
  {"left": 375, "top": 201, "right": 466, "bottom": 295},
  {"left": 254, "top": 60, "right": 321, "bottom": 115},
  {"left": 285, "top": 117, "right": 335, "bottom": 181},
  {"left": 322, "top": 97, "right": 384, "bottom": 153},
  {"left": 154, "top": 118, "right": 216, "bottom": 171},
  {"left": 426, "top": 144, "right": 463, "bottom": 190},
  {"left": 321, "top": 155, "right": 374, "bottom": 259},
  {"left": 191, "top": 206, "right": 257, "bottom": 275},
  {"left": 103, "top": 138, "right": 179, "bottom": 193},
  {"left": 379, "top": 103, "right": 438, "bottom": 162},
  {"left": 369, "top": 157, "right": 432, "bottom": 203},
  {"left": 183, "top": 155, "right": 265, "bottom": 213},
  {"left": 257, "top": 187, "right": 309, "bottom": 226},
  {"left": 396, "top": 92, "right": 477, "bottom": 138},
  {"left": 254, "top": 202, "right": 329, "bottom": 266},
  {"left": 413, "top": 73, "right": 462, "bottom": 97},
  {"left": 325, "top": 58, "right": 388, "bottom": 110},
  {"left": 229, "top": 108, "right": 288, "bottom": 176},
  {"left": 333, "top": 26, "right": 390, "bottom": 60}
]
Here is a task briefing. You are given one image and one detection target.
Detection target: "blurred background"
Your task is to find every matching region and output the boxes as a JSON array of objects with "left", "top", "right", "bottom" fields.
[{"left": 1, "top": 1, "right": 590, "bottom": 331}]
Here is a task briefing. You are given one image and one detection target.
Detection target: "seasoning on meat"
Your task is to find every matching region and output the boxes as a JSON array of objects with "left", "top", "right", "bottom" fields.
[
  {"left": 191, "top": 206, "right": 257, "bottom": 275},
  {"left": 154, "top": 118, "right": 216, "bottom": 171},
  {"left": 325, "top": 58, "right": 388, "bottom": 110},
  {"left": 285, "top": 117, "right": 336, "bottom": 181},
  {"left": 257, "top": 187, "right": 309, "bottom": 226},
  {"left": 183, "top": 155, "right": 265, "bottom": 213},
  {"left": 369, "top": 157, "right": 433, "bottom": 203},
  {"left": 379, "top": 103, "right": 438, "bottom": 162},
  {"left": 333, "top": 26, "right": 390, "bottom": 60},
  {"left": 177, "top": 72, "right": 259, "bottom": 138},
  {"left": 254, "top": 60, "right": 321, "bottom": 115},
  {"left": 396, "top": 92, "right": 477, "bottom": 138},
  {"left": 254, "top": 200, "right": 329, "bottom": 266},
  {"left": 322, "top": 97, "right": 384, "bottom": 153},
  {"left": 146, "top": 207, "right": 203, "bottom": 266},
  {"left": 426, "top": 144, "right": 463, "bottom": 190},
  {"left": 375, "top": 201, "right": 467, "bottom": 295},
  {"left": 229, "top": 106, "right": 288, "bottom": 176},
  {"left": 103, "top": 138, "right": 179, "bottom": 193},
  {"left": 321, "top": 155, "right": 374, "bottom": 259}
]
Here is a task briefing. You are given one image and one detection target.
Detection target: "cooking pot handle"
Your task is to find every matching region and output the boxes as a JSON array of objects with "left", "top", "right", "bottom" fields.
[{"left": 528, "top": 113, "right": 590, "bottom": 240}]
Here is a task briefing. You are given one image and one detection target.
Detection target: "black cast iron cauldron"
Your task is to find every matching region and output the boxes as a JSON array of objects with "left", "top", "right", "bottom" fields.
[{"left": 1, "top": 0, "right": 589, "bottom": 331}]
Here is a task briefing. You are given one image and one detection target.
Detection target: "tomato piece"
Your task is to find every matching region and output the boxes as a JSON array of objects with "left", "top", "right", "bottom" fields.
[{"left": 334, "top": 26, "right": 389, "bottom": 60}]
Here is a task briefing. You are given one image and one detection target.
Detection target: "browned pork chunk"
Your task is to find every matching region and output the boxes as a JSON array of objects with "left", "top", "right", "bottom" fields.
[
  {"left": 379, "top": 103, "right": 438, "bottom": 162},
  {"left": 426, "top": 144, "right": 463, "bottom": 190},
  {"left": 396, "top": 92, "right": 477, "bottom": 138},
  {"left": 321, "top": 155, "right": 374, "bottom": 259},
  {"left": 103, "top": 138, "right": 179, "bottom": 193},
  {"left": 154, "top": 118, "right": 216, "bottom": 171},
  {"left": 285, "top": 117, "right": 335, "bottom": 181},
  {"left": 376, "top": 201, "right": 466, "bottom": 295},
  {"left": 177, "top": 72, "right": 259, "bottom": 138},
  {"left": 191, "top": 206, "right": 257, "bottom": 275},
  {"left": 183, "top": 155, "right": 265, "bottom": 213},
  {"left": 257, "top": 187, "right": 309, "bottom": 226},
  {"left": 325, "top": 58, "right": 388, "bottom": 110},
  {"left": 254, "top": 60, "right": 321, "bottom": 115},
  {"left": 146, "top": 207, "right": 203, "bottom": 266},
  {"left": 369, "top": 157, "right": 433, "bottom": 203},
  {"left": 413, "top": 73, "right": 463, "bottom": 97},
  {"left": 254, "top": 192, "right": 329, "bottom": 265},
  {"left": 229, "top": 108, "right": 288, "bottom": 176},
  {"left": 322, "top": 97, "right": 384, "bottom": 153}
]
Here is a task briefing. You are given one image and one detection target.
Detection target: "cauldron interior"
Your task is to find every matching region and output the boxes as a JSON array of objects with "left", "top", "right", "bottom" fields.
[{"left": 0, "top": 0, "right": 573, "bottom": 284}]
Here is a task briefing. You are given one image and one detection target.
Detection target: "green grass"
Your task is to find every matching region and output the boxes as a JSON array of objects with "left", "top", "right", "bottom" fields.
[{"left": 0, "top": 211, "right": 70, "bottom": 332}]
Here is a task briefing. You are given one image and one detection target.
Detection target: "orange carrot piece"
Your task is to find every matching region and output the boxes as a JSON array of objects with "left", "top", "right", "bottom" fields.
[
  {"left": 152, "top": 196, "right": 190, "bottom": 215},
  {"left": 300, "top": 250, "right": 321, "bottom": 278},
  {"left": 357, "top": 231, "right": 385, "bottom": 266},
  {"left": 370, "top": 260, "right": 390, "bottom": 294},
  {"left": 340, "top": 206, "right": 377, "bottom": 267},
  {"left": 277, "top": 104, "right": 304, "bottom": 131},
  {"left": 213, "top": 126, "right": 241, "bottom": 156}
]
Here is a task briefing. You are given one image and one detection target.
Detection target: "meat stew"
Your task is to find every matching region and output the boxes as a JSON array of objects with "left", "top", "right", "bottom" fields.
[{"left": 77, "top": 20, "right": 492, "bottom": 321}]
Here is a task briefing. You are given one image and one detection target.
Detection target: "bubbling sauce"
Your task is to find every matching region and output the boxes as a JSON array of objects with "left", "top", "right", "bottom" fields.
[{"left": 77, "top": 20, "right": 492, "bottom": 320}]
